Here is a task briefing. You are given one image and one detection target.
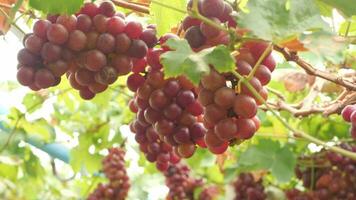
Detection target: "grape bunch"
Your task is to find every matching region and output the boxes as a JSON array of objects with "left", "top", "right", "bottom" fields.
[
  {"left": 198, "top": 185, "right": 220, "bottom": 200},
  {"left": 88, "top": 148, "right": 130, "bottom": 200},
  {"left": 183, "top": 0, "right": 235, "bottom": 49},
  {"left": 341, "top": 104, "right": 356, "bottom": 139},
  {"left": 164, "top": 164, "right": 203, "bottom": 200},
  {"left": 127, "top": 43, "right": 207, "bottom": 159},
  {"left": 233, "top": 173, "right": 266, "bottom": 200},
  {"left": 129, "top": 122, "right": 181, "bottom": 171},
  {"left": 199, "top": 42, "right": 275, "bottom": 154},
  {"left": 17, "top": 1, "right": 156, "bottom": 100},
  {"left": 287, "top": 143, "right": 356, "bottom": 200}
]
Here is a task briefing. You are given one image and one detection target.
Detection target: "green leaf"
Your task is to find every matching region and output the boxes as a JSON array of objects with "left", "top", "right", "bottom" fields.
[
  {"left": 22, "top": 118, "right": 55, "bottom": 142},
  {"left": 29, "top": 0, "right": 84, "bottom": 14},
  {"left": 237, "top": 139, "right": 296, "bottom": 183},
  {"left": 300, "top": 31, "right": 347, "bottom": 64},
  {"left": 161, "top": 39, "right": 235, "bottom": 84},
  {"left": 22, "top": 93, "right": 44, "bottom": 114},
  {"left": 318, "top": 0, "right": 356, "bottom": 17},
  {"left": 314, "top": 0, "right": 333, "bottom": 17},
  {"left": 339, "top": 17, "right": 356, "bottom": 36},
  {"left": 237, "top": 0, "right": 328, "bottom": 41},
  {"left": 150, "top": 0, "right": 186, "bottom": 36}
]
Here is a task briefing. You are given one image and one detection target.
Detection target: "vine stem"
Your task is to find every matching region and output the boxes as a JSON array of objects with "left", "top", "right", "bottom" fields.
[
  {"left": 231, "top": 70, "right": 356, "bottom": 160},
  {"left": 111, "top": 0, "right": 149, "bottom": 14}
]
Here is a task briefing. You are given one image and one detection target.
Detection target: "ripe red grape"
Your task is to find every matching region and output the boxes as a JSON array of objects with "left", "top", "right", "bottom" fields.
[
  {"left": 17, "top": 66, "right": 35, "bottom": 86},
  {"left": 46, "top": 24, "right": 69, "bottom": 45}
]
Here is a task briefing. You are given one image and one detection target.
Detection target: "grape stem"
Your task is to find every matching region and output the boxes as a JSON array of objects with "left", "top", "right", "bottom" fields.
[
  {"left": 274, "top": 45, "right": 356, "bottom": 91},
  {"left": 0, "top": 7, "right": 26, "bottom": 35},
  {"left": 246, "top": 43, "right": 273, "bottom": 80},
  {"left": 231, "top": 71, "right": 356, "bottom": 160},
  {"left": 111, "top": 0, "right": 150, "bottom": 14},
  {"left": 189, "top": 0, "right": 231, "bottom": 34}
]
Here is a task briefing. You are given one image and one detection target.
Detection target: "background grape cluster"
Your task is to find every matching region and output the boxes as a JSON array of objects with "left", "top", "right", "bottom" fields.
[
  {"left": 233, "top": 172, "right": 266, "bottom": 200},
  {"left": 87, "top": 148, "right": 130, "bottom": 200},
  {"left": 17, "top": 1, "right": 155, "bottom": 100},
  {"left": 341, "top": 105, "right": 356, "bottom": 139}
]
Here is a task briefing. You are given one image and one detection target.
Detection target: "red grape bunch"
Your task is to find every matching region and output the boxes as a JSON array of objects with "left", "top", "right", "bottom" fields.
[
  {"left": 200, "top": 41, "right": 275, "bottom": 154},
  {"left": 286, "top": 143, "right": 356, "bottom": 200},
  {"left": 87, "top": 148, "right": 130, "bottom": 200},
  {"left": 233, "top": 173, "right": 266, "bottom": 200},
  {"left": 17, "top": 1, "right": 157, "bottom": 100},
  {"left": 198, "top": 185, "right": 220, "bottom": 200},
  {"left": 127, "top": 36, "right": 207, "bottom": 159},
  {"left": 183, "top": 0, "right": 235, "bottom": 49},
  {"left": 341, "top": 104, "right": 356, "bottom": 139},
  {"left": 164, "top": 164, "right": 203, "bottom": 200}
]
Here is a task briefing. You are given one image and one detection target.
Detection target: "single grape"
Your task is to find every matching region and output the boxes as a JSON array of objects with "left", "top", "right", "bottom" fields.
[
  {"left": 155, "top": 119, "right": 174, "bottom": 136},
  {"left": 341, "top": 105, "right": 356, "bottom": 122},
  {"left": 255, "top": 65, "right": 271, "bottom": 85},
  {"left": 219, "top": 2, "right": 233, "bottom": 22},
  {"left": 107, "top": 16, "right": 126, "bottom": 35},
  {"left": 132, "top": 58, "right": 147, "bottom": 73},
  {"left": 111, "top": 55, "right": 132, "bottom": 76},
  {"left": 204, "top": 104, "right": 226, "bottom": 124},
  {"left": 177, "top": 90, "right": 195, "bottom": 108},
  {"left": 93, "top": 14, "right": 108, "bottom": 33},
  {"left": 179, "top": 112, "right": 197, "bottom": 126},
  {"left": 33, "top": 20, "right": 51, "bottom": 39},
  {"left": 80, "top": 3, "right": 99, "bottom": 17},
  {"left": 233, "top": 94, "right": 258, "bottom": 119},
  {"left": 125, "top": 21, "right": 143, "bottom": 39},
  {"left": 200, "top": 17, "right": 221, "bottom": 38},
  {"left": 127, "top": 73, "right": 145, "bottom": 92},
  {"left": 204, "top": 129, "right": 225, "bottom": 147},
  {"left": 41, "top": 43, "right": 62, "bottom": 63},
  {"left": 208, "top": 142, "right": 228, "bottom": 154},
  {"left": 140, "top": 29, "right": 158, "bottom": 48},
  {"left": 164, "top": 103, "right": 183, "bottom": 121},
  {"left": 144, "top": 107, "right": 161, "bottom": 124},
  {"left": 198, "top": 88, "right": 214, "bottom": 106},
  {"left": 96, "top": 33, "right": 115, "bottom": 54},
  {"left": 201, "top": 70, "right": 226, "bottom": 91},
  {"left": 215, "top": 118, "right": 238, "bottom": 141},
  {"left": 25, "top": 35, "right": 44, "bottom": 54},
  {"left": 201, "top": 0, "right": 225, "bottom": 18},
  {"left": 46, "top": 59, "right": 68, "bottom": 77},
  {"left": 17, "top": 48, "right": 38, "bottom": 66},
  {"left": 67, "top": 30, "right": 87, "bottom": 51},
  {"left": 98, "top": 1, "right": 115, "bottom": 17},
  {"left": 236, "top": 60, "right": 252, "bottom": 76},
  {"left": 85, "top": 31, "right": 99, "bottom": 50},
  {"left": 164, "top": 80, "right": 181, "bottom": 98},
  {"left": 189, "top": 123, "right": 206, "bottom": 141},
  {"left": 76, "top": 14, "right": 92, "bottom": 32},
  {"left": 147, "top": 49, "right": 163, "bottom": 70},
  {"left": 94, "top": 66, "right": 118, "bottom": 85},
  {"left": 68, "top": 73, "right": 85, "bottom": 90},
  {"left": 80, "top": 88, "right": 96, "bottom": 100},
  {"left": 173, "top": 127, "right": 191, "bottom": 144},
  {"left": 115, "top": 33, "right": 132, "bottom": 53},
  {"left": 84, "top": 50, "right": 107, "bottom": 71},
  {"left": 75, "top": 68, "right": 95, "bottom": 86},
  {"left": 135, "top": 97, "right": 149, "bottom": 110},
  {"left": 149, "top": 89, "right": 170, "bottom": 110},
  {"left": 17, "top": 66, "right": 35, "bottom": 86},
  {"left": 127, "top": 39, "right": 148, "bottom": 59},
  {"left": 235, "top": 118, "right": 256, "bottom": 139},
  {"left": 46, "top": 24, "right": 69, "bottom": 45},
  {"left": 89, "top": 82, "right": 108, "bottom": 94},
  {"left": 177, "top": 143, "right": 196, "bottom": 158},
  {"left": 34, "top": 68, "right": 56, "bottom": 89},
  {"left": 182, "top": 16, "right": 201, "bottom": 31},
  {"left": 146, "top": 70, "right": 165, "bottom": 88},
  {"left": 262, "top": 54, "right": 276, "bottom": 72},
  {"left": 214, "top": 87, "right": 235, "bottom": 108},
  {"left": 184, "top": 26, "right": 206, "bottom": 49},
  {"left": 186, "top": 101, "right": 204, "bottom": 116},
  {"left": 56, "top": 15, "right": 77, "bottom": 32}
]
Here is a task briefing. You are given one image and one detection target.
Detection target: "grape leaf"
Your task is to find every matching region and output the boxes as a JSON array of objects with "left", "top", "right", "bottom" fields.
[
  {"left": 29, "top": 0, "right": 84, "bottom": 14},
  {"left": 237, "top": 0, "right": 328, "bottom": 41},
  {"left": 237, "top": 139, "right": 296, "bottom": 183},
  {"left": 150, "top": 0, "right": 186, "bottom": 36},
  {"left": 161, "top": 39, "right": 235, "bottom": 85},
  {"left": 22, "top": 93, "right": 44, "bottom": 114},
  {"left": 318, "top": 0, "right": 356, "bottom": 17}
]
